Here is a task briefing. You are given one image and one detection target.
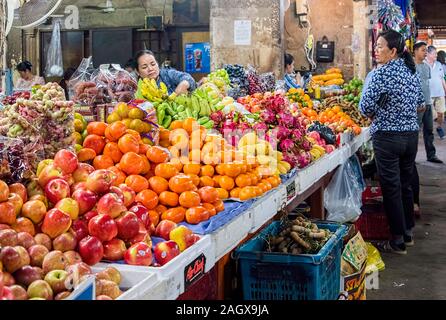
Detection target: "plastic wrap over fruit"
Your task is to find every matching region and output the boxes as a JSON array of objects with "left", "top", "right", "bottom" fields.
[
  {"left": 126, "top": 100, "right": 160, "bottom": 145},
  {"left": 68, "top": 57, "right": 97, "bottom": 104},
  {"left": 0, "top": 136, "right": 38, "bottom": 184},
  {"left": 93, "top": 65, "right": 137, "bottom": 104}
]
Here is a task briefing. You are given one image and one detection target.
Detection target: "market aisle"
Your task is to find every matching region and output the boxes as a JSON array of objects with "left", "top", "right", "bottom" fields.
[{"left": 367, "top": 136, "right": 446, "bottom": 300}]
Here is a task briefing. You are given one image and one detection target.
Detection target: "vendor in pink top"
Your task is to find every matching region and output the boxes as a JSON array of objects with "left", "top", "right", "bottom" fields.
[{"left": 15, "top": 61, "right": 45, "bottom": 91}]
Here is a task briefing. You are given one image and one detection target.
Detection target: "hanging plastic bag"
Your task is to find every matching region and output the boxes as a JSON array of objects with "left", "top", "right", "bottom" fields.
[
  {"left": 45, "top": 20, "right": 64, "bottom": 77},
  {"left": 68, "top": 57, "right": 97, "bottom": 104},
  {"left": 324, "top": 160, "right": 363, "bottom": 223}
]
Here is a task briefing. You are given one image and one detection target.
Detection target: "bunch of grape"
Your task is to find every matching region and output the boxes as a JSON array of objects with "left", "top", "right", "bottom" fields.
[
  {"left": 247, "top": 72, "right": 263, "bottom": 94},
  {"left": 259, "top": 72, "right": 276, "bottom": 92},
  {"left": 0, "top": 137, "right": 37, "bottom": 184},
  {"left": 224, "top": 64, "right": 249, "bottom": 98}
]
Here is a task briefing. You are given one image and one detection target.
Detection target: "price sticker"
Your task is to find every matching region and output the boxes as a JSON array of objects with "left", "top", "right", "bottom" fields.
[
  {"left": 286, "top": 180, "right": 296, "bottom": 204},
  {"left": 184, "top": 254, "right": 206, "bottom": 290}
]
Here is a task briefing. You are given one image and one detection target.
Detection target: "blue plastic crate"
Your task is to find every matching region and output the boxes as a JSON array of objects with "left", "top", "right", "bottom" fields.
[{"left": 235, "top": 221, "right": 347, "bottom": 300}]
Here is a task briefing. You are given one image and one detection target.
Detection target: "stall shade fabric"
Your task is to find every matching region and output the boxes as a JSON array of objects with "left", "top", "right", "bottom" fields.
[{"left": 394, "top": 0, "right": 409, "bottom": 17}]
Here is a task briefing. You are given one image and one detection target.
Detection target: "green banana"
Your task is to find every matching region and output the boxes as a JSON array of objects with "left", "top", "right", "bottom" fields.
[
  {"left": 157, "top": 109, "right": 165, "bottom": 124},
  {"left": 198, "top": 116, "right": 210, "bottom": 125},
  {"left": 165, "top": 105, "right": 176, "bottom": 116},
  {"left": 177, "top": 105, "right": 185, "bottom": 112},
  {"left": 185, "top": 108, "right": 193, "bottom": 118},
  {"left": 162, "top": 115, "right": 172, "bottom": 128},
  {"left": 192, "top": 110, "right": 199, "bottom": 119},
  {"left": 202, "top": 120, "right": 214, "bottom": 129}
]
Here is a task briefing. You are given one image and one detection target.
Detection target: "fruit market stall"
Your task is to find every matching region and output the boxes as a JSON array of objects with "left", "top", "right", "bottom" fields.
[{"left": 0, "top": 61, "right": 372, "bottom": 300}]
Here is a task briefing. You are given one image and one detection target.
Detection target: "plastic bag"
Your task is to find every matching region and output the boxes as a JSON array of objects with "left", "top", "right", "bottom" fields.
[
  {"left": 44, "top": 20, "right": 64, "bottom": 77},
  {"left": 308, "top": 121, "right": 336, "bottom": 145},
  {"left": 0, "top": 136, "right": 37, "bottom": 184},
  {"left": 324, "top": 159, "right": 363, "bottom": 223},
  {"left": 365, "top": 242, "right": 385, "bottom": 273},
  {"left": 92, "top": 64, "right": 137, "bottom": 103},
  {"left": 68, "top": 57, "right": 97, "bottom": 104}
]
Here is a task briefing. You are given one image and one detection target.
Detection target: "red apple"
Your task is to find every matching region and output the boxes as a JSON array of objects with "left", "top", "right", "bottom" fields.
[
  {"left": 70, "top": 219, "right": 89, "bottom": 242},
  {"left": 13, "top": 265, "right": 43, "bottom": 287},
  {"left": 116, "top": 212, "right": 139, "bottom": 240},
  {"left": 27, "top": 179, "right": 44, "bottom": 198},
  {"left": 65, "top": 262, "right": 92, "bottom": 279},
  {"left": 9, "top": 285, "right": 28, "bottom": 300},
  {"left": 34, "top": 233, "right": 52, "bottom": 251},
  {"left": 2, "top": 272, "right": 15, "bottom": 286},
  {"left": 1, "top": 286, "right": 14, "bottom": 300},
  {"left": 28, "top": 244, "right": 49, "bottom": 267},
  {"left": 11, "top": 217, "right": 35, "bottom": 236},
  {"left": 44, "top": 179, "right": 70, "bottom": 205},
  {"left": 52, "top": 232, "right": 77, "bottom": 252},
  {"left": 127, "top": 222, "right": 152, "bottom": 247},
  {"left": 54, "top": 149, "right": 79, "bottom": 174},
  {"left": 11, "top": 184, "right": 27, "bottom": 204},
  {"left": 118, "top": 184, "right": 136, "bottom": 207},
  {"left": 72, "top": 189, "right": 98, "bottom": 215},
  {"left": 129, "top": 204, "right": 149, "bottom": 226},
  {"left": 185, "top": 234, "right": 201, "bottom": 248},
  {"left": 55, "top": 198, "right": 79, "bottom": 220},
  {"left": 0, "top": 229, "right": 18, "bottom": 247},
  {"left": 21, "top": 199, "right": 47, "bottom": 224},
  {"left": 38, "top": 164, "right": 64, "bottom": 188},
  {"left": 155, "top": 220, "right": 177, "bottom": 241},
  {"left": 88, "top": 214, "right": 118, "bottom": 242},
  {"left": 78, "top": 236, "right": 104, "bottom": 266},
  {"left": 0, "top": 246, "right": 24, "bottom": 273},
  {"left": 96, "top": 193, "right": 126, "bottom": 219},
  {"left": 72, "top": 163, "right": 95, "bottom": 183},
  {"left": 63, "top": 251, "right": 82, "bottom": 265},
  {"left": 124, "top": 242, "right": 152, "bottom": 266},
  {"left": 154, "top": 241, "right": 180, "bottom": 266},
  {"left": 17, "top": 232, "right": 36, "bottom": 249},
  {"left": 82, "top": 210, "right": 98, "bottom": 223},
  {"left": 109, "top": 186, "right": 125, "bottom": 203},
  {"left": 71, "top": 182, "right": 87, "bottom": 194},
  {"left": 42, "top": 250, "right": 68, "bottom": 274},
  {"left": 103, "top": 238, "right": 126, "bottom": 261},
  {"left": 41, "top": 208, "right": 72, "bottom": 239},
  {"left": 54, "top": 291, "right": 71, "bottom": 300},
  {"left": 85, "top": 169, "right": 115, "bottom": 195},
  {"left": 63, "top": 174, "right": 75, "bottom": 187},
  {"left": 0, "top": 201, "right": 16, "bottom": 225},
  {"left": 7, "top": 193, "right": 23, "bottom": 216},
  {"left": 15, "top": 246, "right": 30, "bottom": 267},
  {"left": 0, "top": 224, "right": 11, "bottom": 230}
]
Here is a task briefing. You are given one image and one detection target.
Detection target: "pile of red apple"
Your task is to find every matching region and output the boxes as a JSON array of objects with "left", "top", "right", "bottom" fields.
[{"left": 1, "top": 148, "right": 200, "bottom": 272}]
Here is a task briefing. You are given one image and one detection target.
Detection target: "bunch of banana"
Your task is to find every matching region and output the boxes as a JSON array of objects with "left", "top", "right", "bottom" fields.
[
  {"left": 139, "top": 79, "right": 169, "bottom": 102},
  {"left": 309, "top": 144, "right": 326, "bottom": 161}
]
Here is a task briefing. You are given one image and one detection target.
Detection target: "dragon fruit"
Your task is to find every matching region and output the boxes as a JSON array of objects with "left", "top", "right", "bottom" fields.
[
  {"left": 278, "top": 113, "right": 294, "bottom": 127},
  {"left": 283, "top": 152, "right": 298, "bottom": 168},
  {"left": 276, "top": 126, "right": 291, "bottom": 140},
  {"left": 279, "top": 139, "right": 294, "bottom": 152},
  {"left": 239, "top": 122, "right": 251, "bottom": 132},
  {"left": 296, "top": 151, "right": 311, "bottom": 168},
  {"left": 301, "top": 139, "right": 312, "bottom": 152},
  {"left": 253, "top": 122, "right": 268, "bottom": 131},
  {"left": 210, "top": 111, "right": 225, "bottom": 124},
  {"left": 261, "top": 110, "right": 276, "bottom": 124},
  {"left": 291, "top": 129, "right": 303, "bottom": 141}
]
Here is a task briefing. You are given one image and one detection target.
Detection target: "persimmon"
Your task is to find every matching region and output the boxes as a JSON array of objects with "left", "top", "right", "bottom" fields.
[
  {"left": 146, "top": 146, "right": 170, "bottom": 163},
  {"left": 223, "top": 163, "right": 241, "bottom": 177},
  {"left": 230, "top": 187, "right": 241, "bottom": 198},
  {"left": 140, "top": 156, "right": 151, "bottom": 175},
  {"left": 120, "top": 152, "right": 144, "bottom": 175},
  {"left": 139, "top": 143, "right": 150, "bottom": 155},
  {"left": 219, "top": 176, "right": 235, "bottom": 191},
  {"left": 212, "top": 175, "right": 222, "bottom": 187},
  {"left": 182, "top": 118, "right": 198, "bottom": 135},
  {"left": 83, "top": 135, "right": 106, "bottom": 155},
  {"left": 148, "top": 210, "right": 160, "bottom": 227},
  {"left": 215, "top": 164, "right": 225, "bottom": 176},
  {"left": 185, "top": 206, "right": 209, "bottom": 224},
  {"left": 125, "top": 175, "right": 149, "bottom": 193},
  {"left": 108, "top": 166, "right": 127, "bottom": 186},
  {"left": 154, "top": 204, "right": 167, "bottom": 215},
  {"left": 200, "top": 165, "right": 214, "bottom": 177},
  {"left": 154, "top": 163, "right": 179, "bottom": 179},
  {"left": 197, "top": 186, "right": 219, "bottom": 203},
  {"left": 93, "top": 155, "right": 114, "bottom": 170},
  {"left": 202, "top": 203, "right": 217, "bottom": 217},
  {"left": 178, "top": 191, "right": 201, "bottom": 208},
  {"left": 87, "top": 122, "right": 108, "bottom": 136},
  {"left": 235, "top": 174, "right": 252, "bottom": 188},
  {"left": 169, "top": 175, "right": 195, "bottom": 194},
  {"left": 212, "top": 199, "right": 225, "bottom": 213},
  {"left": 169, "top": 159, "right": 183, "bottom": 172},
  {"left": 239, "top": 187, "right": 257, "bottom": 201},
  {"left": 118, "top": 134, "right": 140, "bottom": 154},
  {"left": 135, "top": 189, "right": 159, "bottom": 210},
  {"left": 186, "top": 174, "right": 200, "bottom": 187},
  {"left": 169, "top": 120, "right": 184, "bottom": 130},
  {"left": 159, "top": 191, "right": 179, "bottom": 207},
  {"left": 77, "top": 148, "right": 96, "bottom": 162},
  {"left": 183, "top": 163, "right": 201, "bottom": 175},
  {"left": 104, "top": 121, "right": 127, "bottom": 141},
  {"left": 103, "top": 142, "right": 123, "bottom": 163},
  {"left": 125, "top": 129, "right": 142, "bottom": 142},
  {"left": 148, "top": 176, "right": 169, "bottom": 194},
  {"left": 161, "top": 207, "right": 186, "bottom": 223},
  {"left": 215, "top": 188, "right": 229, "bottom": 200},
  {"left": 199, "top": 176, "right": 215, "bottom": 188}
]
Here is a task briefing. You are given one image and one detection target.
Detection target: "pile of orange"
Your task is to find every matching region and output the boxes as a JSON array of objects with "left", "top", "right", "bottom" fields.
[{"left": 316, "top": 106, "right": 362, "bottom": 135}]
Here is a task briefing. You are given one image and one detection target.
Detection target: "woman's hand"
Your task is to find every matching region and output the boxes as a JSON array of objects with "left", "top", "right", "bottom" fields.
[{"left": 175, "top": 80, "right": 190, "bottom": 95}]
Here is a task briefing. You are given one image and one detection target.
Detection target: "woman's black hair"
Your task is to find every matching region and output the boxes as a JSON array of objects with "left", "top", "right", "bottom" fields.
[
  {"left": 134, "top": 50, "right": 156, "bottom": 69},
  {"left": 124, "top": 59, "right": 136, "bottom": 70},
  {"left": 437, "top": 50, "right": 446, "bottom": 65},
  {"left": 17, "top": 61, "right": 32, "bottom": 72},
  {"left": 284, "top": 53, "right": 294, "bottom": 67},
  {"left": 379, "top": 30, "right": 416, "bottom": 74}
]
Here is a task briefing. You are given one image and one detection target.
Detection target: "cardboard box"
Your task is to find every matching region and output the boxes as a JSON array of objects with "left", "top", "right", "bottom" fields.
[{"left": 341, "top": 261, "right": 366, "bottom": 300}]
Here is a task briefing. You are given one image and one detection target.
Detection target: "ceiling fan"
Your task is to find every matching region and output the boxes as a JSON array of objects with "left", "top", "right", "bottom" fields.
[{"left": 84, "top": 0, "right": 135, "bottom": 13}]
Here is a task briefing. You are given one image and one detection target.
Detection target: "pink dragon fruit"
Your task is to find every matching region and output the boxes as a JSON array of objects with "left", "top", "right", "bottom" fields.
[
  {"left": 279, "top": 139, "right": 295, "bottom": 152},
  {"left": 296, "top": 151, "right": 311, "bottom": 168},
  {"left": 261, "top": 110, "right": 276, "bottom": 124},
  {"left": 292, "top": 129, "right": 303, "bottom": 141},
  {"left": 238, "top": 122, "right": 251, "bottom": 131},
  {"left": 301, "top": 139, "right": 312, "bottom": 152},
  {"left": 210, "top": 111, "right": 225, "bottom": 124},
  {"left": 253, "top": 122, "right": 268, "bottom": 131},
  {"left": 277, "top": 126, "right": 291, "bottom": 140},
  {"left": 283, "top": 152, "right": 298, "bottom": 168},
  {"left": 278, "top": 113, "right": 294, "bottom": 127}
]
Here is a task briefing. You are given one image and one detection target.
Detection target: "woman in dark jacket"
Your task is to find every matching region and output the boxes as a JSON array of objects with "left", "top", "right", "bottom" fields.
[{"left": 359, "top": 30, "right": 425, "bottom": 255}]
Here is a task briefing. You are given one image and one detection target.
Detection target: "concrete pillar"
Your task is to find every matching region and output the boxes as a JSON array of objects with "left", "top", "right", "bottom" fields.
[
  {"left": 353, "top": 1, "right": 372, "bottom": 79},
  {"left": 210, "top": 0, "right": 284, "bottom": 78}
]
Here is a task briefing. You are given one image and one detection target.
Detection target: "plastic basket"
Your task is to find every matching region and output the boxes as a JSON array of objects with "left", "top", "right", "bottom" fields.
[
  {"left": 355, "top": 202, "right": 390, "bottom": 240},
  {"left": 177, "top": 266, "right": 218, "bottom": 300},
  {"left": 235, "top": 221, "right": 347, "bottom": 300}
]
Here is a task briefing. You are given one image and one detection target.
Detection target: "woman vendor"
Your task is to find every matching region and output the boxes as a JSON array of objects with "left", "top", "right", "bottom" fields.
[
  {"left": 134, "top": 50, "right": 196, "bottom": 96},
  {"left": 15, "top": 61, "right": 45, "bottom": 91}
]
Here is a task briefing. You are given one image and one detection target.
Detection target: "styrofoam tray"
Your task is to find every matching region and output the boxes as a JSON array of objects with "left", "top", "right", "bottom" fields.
[
  {"left": 92, "top": 263, "right": 162, "bottom": 300},
  {"left": 211, "top": 208, "right": 252, "bottom": 261}
]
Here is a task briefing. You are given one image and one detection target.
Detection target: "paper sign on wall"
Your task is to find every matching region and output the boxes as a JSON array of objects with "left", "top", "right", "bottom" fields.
[{"left": 234, "top": 20, "right": 251, "bottom": 46}]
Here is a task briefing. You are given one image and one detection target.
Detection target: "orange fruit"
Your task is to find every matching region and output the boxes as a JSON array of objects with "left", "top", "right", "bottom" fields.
[
  {"left": 87, "top": 122, "right": 108, "bottom": 136},
  {"left": 239, "top": 187, "right": 256, "bottom": 201},
  {"left": 199, "top": 176, "right": 215, "bottom": 188},
  {"left": 186, "top": 173, "right": 200, "bottom": 187},
  {"left": 161, "top": 207, "right": 186, "bottom": 223},
  {"left": 146, "top": 146, "right": 170, "bottom": 163},
  {"left": 149, "top": 176, "right": 169, "bottom": 194},
  {"left": 212, "top": 199, "right": 225, "bottom": 213},
  {"left": 230, "top": 187, "right": 241, "bottom": 198},
  {"left": 103, "top": 142, "right": 123, "bottom": 163},
  {"left": 83, "top": 134, "right": 106, "bottom": 155},
  {"left": 105, "top": 121, "right": 127, "bottom": 141},
  {"left": 169, "top": 129, "right": 189, "bottom": 149},
  {"left": 169, "top": 120, "right": 184, "bottom": 130},
  {"left": 179, "top": 191, "right": 201, "bottom": 208},
  {"left": 261, "top": 179, "right": 273, "bottom": 190},
  {"left": 219, "top": 176, "right": 235, "bottom": 191},
  {"left": 215, "top": 164, "right": 225, "bottom": 175},
  {"left": 93, "top": 155, "right": 114, "bottom": 170},
  {"left": 252, "top": 186, "right": 263, "bottom": 197},
  {"left": 216, "top": 188, "right": 229, "bottom": 200},
  {"left": 198, "top": 186, "right": 219, "bottom": 203},
  {"left": 139, "top": 143, "right": 150, "bottom": 155},
  {"left": 120, "top": 152, "right": 144, "bottom": 175},
  {"left": 267, "top": 176, "right": 280, "bottom": 188},
  {"left": 182, "top": 118, "right": 198, "bottom": 135},
  {"left": 249, "top": 173, "right": 259, "bottom": 185},
  {"left": 154, "top": 163, "right": 179, "bottom": 179},
  {"left": 183, "top": 163, "right": 201, "bottom": 175},
  {"left": 212, "top": 175, "right": 222, "bottom": 187},
  {"left": 169, "top": 159, "right": 183, "bottom": 172},
  {"left": 77, "top": 148, "right": 96, "bottom": 162},
  {"left": 200, "top": 165, "right": 214, "bottom": 177},
  {"left": 154, "top": 204, "right": 167, "bottom": 215},
  {"left": 118, "top": 134, "right": 140, "bottom": 154},
  {"left": 202, "top": 203, "right": 217, "bottom": 217},
  {"left": 185, "top": 206, "right": 209, "bottom": 224},
  {"left": 235, "top": 174, "right": 252, "bottom": 188},
  {"left": 257, "top": 182, "right": 269, "bottom": 193},
  {"left": 168, "top": 146, "right": 180, "bottom": 159},
  {"left": 135, "top": 189, "right": 159, "bottom": 210},
  {"left": 169, "top": 174, "right": 196, "bottom": 193},
  {"left": 223, "top": 163, "right": 241, "bottom": 177},
  {"left": 148, "top": 210, "right": 160, "bottom": 227},
  {"left": 159, "top": 191, "right": 179, "bottom": 207},
  {"left": 140, "top": 156, "right": 151, "bottom": 175},
  {"left": 125, "top": 175, "right": 149, "bottom": 193}
]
